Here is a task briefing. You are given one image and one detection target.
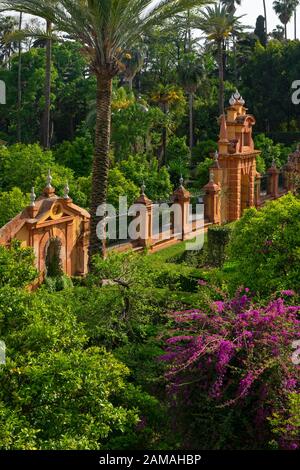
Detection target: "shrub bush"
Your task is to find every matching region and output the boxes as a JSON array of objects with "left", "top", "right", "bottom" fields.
[
  {"left": 228, "top": 194, "right": 300, "bottom": 296},
  {"left": 161, "top": 290, "right": 300, "bottom": 449},
  {"left": 207, "top": 225, "right": 233, "bottom": 267}
]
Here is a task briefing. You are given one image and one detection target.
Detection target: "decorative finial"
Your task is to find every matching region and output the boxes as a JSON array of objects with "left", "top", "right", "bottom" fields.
[
  {"left": 46, "top": 169, "right": 53, "bottom": 189},
  {"left": 141, "top": 181, "right": 146, "bottom": 195},
  {"left": 229, "top": 95, "right": 235, "bottom": 106},
  {"left": 233, "top": 89, "right": 241, "bottom": 101},
  {"left": 214, "top": 150, "right": 219, "bottom": 163},
  {"left": 30, "top": 187, "right": 36, "bottom": 207},
  {"left": 240, "top": 96, "right": 245, "bottom": 105},
  {"left": 64, "top": 181, "right": 70, "bottom": 199},
  {"left": 209, "top": 170, "right": 215, "bottom": 184},
  {"left": 179, "top": 174, "right": 184, "bottom": 188},
  {"left": 272, "top": 158, "right": 276, "bottom": 168}
]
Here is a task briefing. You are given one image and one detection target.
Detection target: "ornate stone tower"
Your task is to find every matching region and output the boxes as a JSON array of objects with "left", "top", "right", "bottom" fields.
[{"left": 210, "top": 90, "right": 261, "bottom": 223}]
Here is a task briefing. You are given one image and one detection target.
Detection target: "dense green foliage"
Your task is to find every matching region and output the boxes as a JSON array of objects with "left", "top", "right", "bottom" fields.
[{"left": 228, "top": 194, "right": 300, "bottom": 295}]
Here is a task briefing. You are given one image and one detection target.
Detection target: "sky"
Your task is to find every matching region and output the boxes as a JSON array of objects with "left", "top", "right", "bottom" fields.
[
  {"left": 237, "top": 0, "right": 297, "bottom": 39},
  {"left": 6, "top": 1, "right": 299, "bottom": 40}
]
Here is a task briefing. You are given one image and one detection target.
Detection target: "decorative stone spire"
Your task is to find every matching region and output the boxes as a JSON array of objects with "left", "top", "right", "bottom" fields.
[
  {"left": 43, "top": 169, "right": 56, "bottom": 197},
  {"left": 30, "top": 187, "right": 36, "bottom": 207},
  {"left": 28, "top": 186, "right": 38, "bottom": 218},
  {"left": 135, "top": 180, "right": 152, "bottom": 206},
  {"left": 219, "top": 114, "right": 228, "bottom": 141},
  {"left": 209, "top": 169, "right": 215, "bottom": 183},
  {"left": 46, "top": 169, "right": 53, "bottom": 189},
  {"left": 179, "top": 175, "right": 184, "bottom": 188},
  {"left": 229, "top": 89, "right": 245, "bottom": 106},
  {"left": 63, "top": 181, "right": 70, "bottom": 199}
]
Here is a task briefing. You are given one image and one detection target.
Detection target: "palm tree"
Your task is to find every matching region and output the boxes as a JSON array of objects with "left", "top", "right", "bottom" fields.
[
  {"left": 195, "top": 4, "right": 242, "bottom": 114},
  {"left": 273, "top": 0, "right": 298, "bottom": 40},
  {"left": 293, "top": 0, "right": 299, "bottom": 39},
  {"left": 178, "top": 52, "right": 202, "bottom": 151},
  {"left": 221, "top": 0, "right": 241, "bottom": 15},
  {"left": 42, "top": 19, "right": 52, "bottom": 149},
  {"left": 0, "top": 15, "right": 18, "bottom": 68},
  {"left": 151, "top": 84, "right": 185, "bottom": 166},
  {"left": 1, "top": 0, "right": 211, "bottom": 265},
  {"left": 263, "top": 0, "right": 268, "bottom": 40},
  {"left": 17, "top": 11, "right": 22, "bottom": 142},
  {"left": 122, "top": 49, "right": 144, "bottom": 91}
]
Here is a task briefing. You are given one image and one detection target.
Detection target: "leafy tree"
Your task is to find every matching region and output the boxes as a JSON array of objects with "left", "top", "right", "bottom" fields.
[
  {"left": 0, "top": 187, "right": 28, "bottom": 227},
  {"left": 196, "top": 156, "right": 213, "bottom": 188},
  {"left": 254, "top": 133, "right": 291, "bottom": 169},
  {"left": 54, "top": 134, "right": 94, "bottom": 177},
  {"left": 0, "top": 143, "right": 54, "bottom": 192},
  {"left": 118, "top": 154, "right": 173, "bottom": 202},
  {"left": 228, "top": 194, "right": 300, "bottom": 295},
  {"left": 0, "top": 240, "right": 37, "bottom": 287},
  {"left": 254, "top": 15, "right": 267, "bottom": 46},
  {"left": 166, "top": 135, "right": 191, "bottom": 184},
  {"left": 111, "top": 101, "right": 166, "bottom": 162},
  {"left": 107, "top": 169, "right": 139, "bottom": 207},
  {"left": 0, "top": 47, "right": 55, "bottom": 143}
]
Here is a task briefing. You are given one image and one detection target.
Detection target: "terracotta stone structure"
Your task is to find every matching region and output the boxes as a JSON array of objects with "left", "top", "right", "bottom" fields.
[
  {"left": 0, "top": 171, "right": 90, "bottom": 278},
  {"left": 204, "top": 91, "right": 261, "bottom": 224},
  {"left": 283, "top": 146, "right": 300, "bottom": 192}
]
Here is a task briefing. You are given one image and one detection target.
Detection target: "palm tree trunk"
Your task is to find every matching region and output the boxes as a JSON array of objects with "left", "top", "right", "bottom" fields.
[
  {"left": 263, "top": 0, "right": 268, "bottom": 41},
  {"left": 189, "top": 92, "right": 194, "bottom": 151},
  {"left": 295, "top": 9, "right": 297, "bottom": 40},
  {"left": 88, "top": 73, "right": 112, "bottom": 267},
  {"left": 217, "top": 40, "right": 224, "bottom": 115},
  {"left": 285, "top": 23, "right": 287, "bottom": 40},
  {"left": 17, "top": 12, "right": 22, "bottom": 143},
  {"left": 42, "top": 20, "right": 52, "bottom": 149}
]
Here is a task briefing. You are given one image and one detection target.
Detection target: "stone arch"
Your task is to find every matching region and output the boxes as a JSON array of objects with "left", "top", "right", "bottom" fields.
[{"left": 39, "top": 227, "right": 67, "bottom": 275}]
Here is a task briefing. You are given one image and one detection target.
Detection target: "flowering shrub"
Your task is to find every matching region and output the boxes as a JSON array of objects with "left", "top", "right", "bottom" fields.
[{"left": 161, "top": 289, "right": 300, "bottom": 449}]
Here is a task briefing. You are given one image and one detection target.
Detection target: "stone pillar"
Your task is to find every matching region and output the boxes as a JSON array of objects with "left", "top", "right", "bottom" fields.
[
  {"left": 172, "top": 179, "right": 191, "bottom": 240},
  {"left": 283, "top": 159, "right": 295, "bottom": 192},
  {"left": 65, "top": 221, "right": 74, "bottom": 276},
  {"left": 227, "top": 162, "right": 241, "bottom": 221},
  {"left": 255, "top": 172, "right": 262, "bottom": 207},
  {"left": 134, "top": 186, "right": 153, "bottom": 248},
  {"left": 268, "top": 163, "right": 279, "bottom": 198},
  {"left": 203, "top": 172, "right": 221, "bottom": 225}
]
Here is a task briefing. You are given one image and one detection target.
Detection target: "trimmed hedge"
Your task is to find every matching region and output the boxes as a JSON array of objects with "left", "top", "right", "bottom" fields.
[{"left": 207, "top": 225, "right": 233, "bottom": 267}]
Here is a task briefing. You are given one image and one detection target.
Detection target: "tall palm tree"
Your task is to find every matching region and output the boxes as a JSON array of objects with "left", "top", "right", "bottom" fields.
[
  {"left": 221, "top": 0, "right": 241, "bottom": 15},
  {"left": 151, "top": 84, "right": 185, "bottom": 166},
  {"left": 263, "top": 0, "right": 268, "bottom": 40},
  {"left": 0, "top": 15, "right": 18, "bottom": 68},
  {"left": 0, "top": 0, "right": 211, "bottom": 264},
  {"left": 273, "top": 0, "right": 298, "bottom": 39},
  {"left": 17, "top": 11, "right": 22, "bottom": 142},
  {"left": 122, "top": 49, "right": 143, "bottom": 90},
  {"left": 293, "top": 0, "right": 299, "bottom": 39},
  {"left": 178, "top": 52, "right": 202, "bottom": 151},
  {"left": 42, "top": 19, "right": 52, "bottom": 149},
  {"left": 195, "top": 4, "right": 242, "bottom": 114}
]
